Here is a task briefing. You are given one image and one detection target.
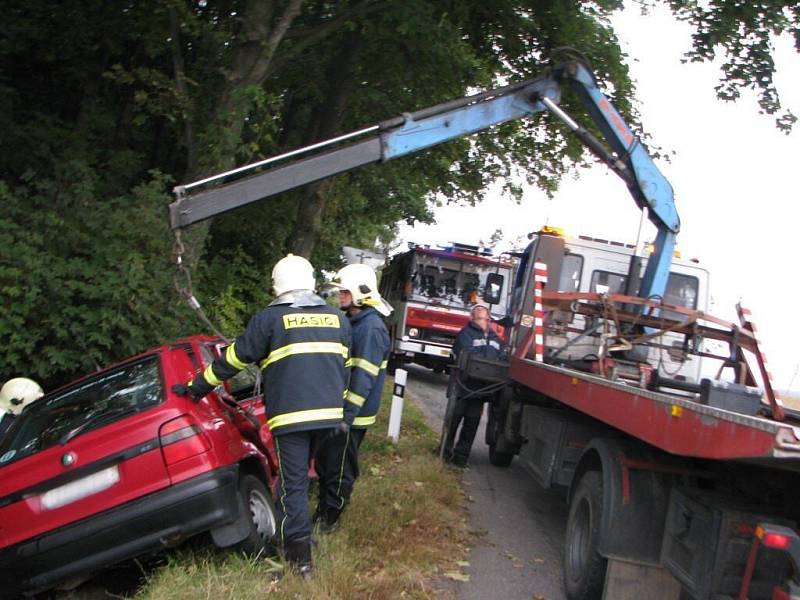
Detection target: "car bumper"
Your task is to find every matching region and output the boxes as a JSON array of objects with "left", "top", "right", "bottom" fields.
[{"left": 0, "top": 465, "right": 240, "bottom": 595}]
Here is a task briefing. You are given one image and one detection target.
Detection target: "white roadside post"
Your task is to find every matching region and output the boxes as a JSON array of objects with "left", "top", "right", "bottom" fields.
[{"left": 387, "top": 369, "right": 407, "bottom": 444}]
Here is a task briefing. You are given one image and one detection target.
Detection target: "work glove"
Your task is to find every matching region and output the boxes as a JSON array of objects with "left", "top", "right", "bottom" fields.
[
  {"left": 337, "top": 421, "right": 350, "bottom": 436},
  {"left": 171, "top": 383, "right": 201, "bottom": 402}
]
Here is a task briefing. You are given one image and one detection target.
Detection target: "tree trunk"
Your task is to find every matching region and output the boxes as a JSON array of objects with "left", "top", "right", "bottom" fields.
[{"left": 290, "top": 30, "right": 363, "bottom": 258}]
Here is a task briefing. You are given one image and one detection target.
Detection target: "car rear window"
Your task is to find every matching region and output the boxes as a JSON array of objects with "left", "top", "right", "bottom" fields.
[{"left": 0, "top": 355, "right": 163, "bottom": 466}]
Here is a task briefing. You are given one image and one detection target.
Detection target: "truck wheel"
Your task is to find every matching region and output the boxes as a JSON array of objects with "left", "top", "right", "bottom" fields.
[
  {"left": 564, "top": 471, "right": 607, "bottom": 600},
  {"left": 235, "top": 474, "right": 278, "bottom": 556},
  {"left": 488, "top": 443, "right": 514, "bottom": 467}
]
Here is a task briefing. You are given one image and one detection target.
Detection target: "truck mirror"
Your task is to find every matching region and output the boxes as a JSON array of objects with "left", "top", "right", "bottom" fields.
[{"left": 484, "top": 273, "right": 504, "bottom": 305}]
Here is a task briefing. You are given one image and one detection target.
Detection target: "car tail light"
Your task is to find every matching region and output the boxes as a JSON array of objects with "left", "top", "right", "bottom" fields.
[
  {"left": 41, "top": 465, "right": 120, "bottom": 510},
  {"left": 159, "top": 416, "right": 211, "bottom": 465}
]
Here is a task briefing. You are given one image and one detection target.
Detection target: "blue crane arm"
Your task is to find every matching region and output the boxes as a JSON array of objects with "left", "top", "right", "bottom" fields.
[
  {"left": 552, "top": 62, "right": 679, "bottom": 301},
  {"left": 170, "top": 60, "right": 679, "bottom": 301},
  {"left": 169, "top": 75, "right": 560, "bottom": 228}
]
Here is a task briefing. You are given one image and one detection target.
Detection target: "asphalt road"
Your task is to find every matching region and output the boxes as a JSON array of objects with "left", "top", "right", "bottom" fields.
[{"left": 403, "top": 364, "right": 569, "bottom": 600}]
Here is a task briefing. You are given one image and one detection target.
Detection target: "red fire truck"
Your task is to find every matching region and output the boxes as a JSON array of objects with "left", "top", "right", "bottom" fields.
[{"left": 378, "top": 242, "right": 513, "bottom": 373}]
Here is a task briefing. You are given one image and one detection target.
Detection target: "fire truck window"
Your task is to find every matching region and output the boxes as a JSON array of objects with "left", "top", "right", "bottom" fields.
[
  {"left": 558, "top": 254, "right": 583, "bottom": 292},
  {"left": 590, "top": 270, "right": 627, "bottom": 295},
  {"left": 461, "top": 272, "right": 480, "bottom": 305},
  {"left": 411, "top": 255, "right": 511, "bottom": 315}
]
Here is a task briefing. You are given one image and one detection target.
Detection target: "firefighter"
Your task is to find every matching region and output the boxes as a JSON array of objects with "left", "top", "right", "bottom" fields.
[
  {"left": 172, "top": 254, "right": 351, "bottom": 578},
  {"left": 442, "top": 304, "right": 505, "bottom": 467},
  {"left": 0, "top": 377, "right": 44, "bottom": 439},
  {"left": 314, "top": 263, "right": 392, "bottom": 533}
]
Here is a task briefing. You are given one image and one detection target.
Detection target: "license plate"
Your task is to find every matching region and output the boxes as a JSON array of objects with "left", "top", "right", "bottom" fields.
[{"left": 41, "top": 465, "right": 120, "bottom": 510}]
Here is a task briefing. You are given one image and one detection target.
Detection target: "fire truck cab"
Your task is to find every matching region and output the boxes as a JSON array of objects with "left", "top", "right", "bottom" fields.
[{"left": 379, "top": 242, "right": 513, "bottom": 373}]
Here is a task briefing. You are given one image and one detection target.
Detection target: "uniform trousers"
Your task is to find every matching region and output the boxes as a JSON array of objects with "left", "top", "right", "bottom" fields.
[
  {"left": 443, "top": 393, "right": 484, "bottom": 464},
  {"left": 273, "top": 428, "right": 333, "bottom": 544},
  {"left": 316, "top": 427, "right": 367, "bottom": 513}
]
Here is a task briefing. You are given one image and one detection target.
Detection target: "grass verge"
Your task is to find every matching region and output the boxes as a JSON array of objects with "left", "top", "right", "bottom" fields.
[{"left": 133, "top": 380, "right": 468, "bottom": 600}]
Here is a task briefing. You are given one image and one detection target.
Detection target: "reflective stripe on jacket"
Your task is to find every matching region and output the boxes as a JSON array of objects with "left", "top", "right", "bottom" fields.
[
  {"left": 189, "top": 293, "right": 352, "bottom": 435},
  {"left": 344, "top": 307, "right": 390, "bottom": 428}
]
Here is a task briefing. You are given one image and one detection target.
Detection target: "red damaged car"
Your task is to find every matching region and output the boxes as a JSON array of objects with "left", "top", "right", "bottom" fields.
[{"left": 0, "top": 335, "right": 279, "bottom": 597}]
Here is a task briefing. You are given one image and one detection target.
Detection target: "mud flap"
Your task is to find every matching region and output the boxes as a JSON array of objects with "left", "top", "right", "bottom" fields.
[{"left": 603, "top": 558, "right": 682, "bottom": 600}]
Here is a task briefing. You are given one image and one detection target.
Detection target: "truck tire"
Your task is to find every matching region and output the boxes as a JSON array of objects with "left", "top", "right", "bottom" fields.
[
  {"left": 564, "top": 471, "right": 607, "bottom": 600},
  {"left": 488, "top": 443, "right": 514, "bottom": 467},
  {"left": 234, "top": 474, "right": 278, "bottom": 556},
  {"left": 486, "top": 399, "right": 514, "bottom": 467}
]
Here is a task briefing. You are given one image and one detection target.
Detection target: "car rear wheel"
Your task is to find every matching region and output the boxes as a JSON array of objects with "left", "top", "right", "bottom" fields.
[{"left": 234, "top": 474, "right": 278, "bottom": 556}]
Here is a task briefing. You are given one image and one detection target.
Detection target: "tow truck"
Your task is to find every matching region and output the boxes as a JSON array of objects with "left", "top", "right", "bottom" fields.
[
  {"left": 169, "top": 59, "right": 800, "bottom": 599},
  {"left": 378, "top": 242, "right": 512, "bottom": 373}
]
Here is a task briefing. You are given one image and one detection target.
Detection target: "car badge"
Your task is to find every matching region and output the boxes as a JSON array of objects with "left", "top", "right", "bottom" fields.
[{"left": 61, "top": 452, "right": 76, "bottom": 467}]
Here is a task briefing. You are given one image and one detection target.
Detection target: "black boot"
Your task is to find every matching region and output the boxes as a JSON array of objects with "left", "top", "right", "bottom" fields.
[
  {"left": 284, "top": 537, "right": 313, "bottom": 579},
  {"left": 313, "top": 506, "right": 341, "bottom": 534}
]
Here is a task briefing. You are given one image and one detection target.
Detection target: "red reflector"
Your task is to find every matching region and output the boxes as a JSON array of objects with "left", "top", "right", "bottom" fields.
[
  {"left": 771, "top": 587, "right": 791, "bottom": 600},
  {"left": 762, "top": 532, "right": 791, "bottom": 550}
]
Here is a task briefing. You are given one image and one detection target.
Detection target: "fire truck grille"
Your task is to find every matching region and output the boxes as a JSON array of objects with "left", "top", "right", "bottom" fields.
[{"left": 421, "top": 330, "right": 456, "bottom": 346}]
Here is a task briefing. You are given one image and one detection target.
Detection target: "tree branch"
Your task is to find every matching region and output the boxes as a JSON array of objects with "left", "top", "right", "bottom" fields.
[{"left": 266, "top": 0, "right": 387, "bottom": 79}]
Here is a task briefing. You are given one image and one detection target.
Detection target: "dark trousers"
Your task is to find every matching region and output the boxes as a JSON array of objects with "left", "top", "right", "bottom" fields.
[
  {"left": 273, "top": 429, "right": 332, "bottom": 544},
  {"left": 443, "top": 394, "right": 484, "bottom": 463},
  {"left": 315, "top": 427, "right": 367, "bottom": 513}
]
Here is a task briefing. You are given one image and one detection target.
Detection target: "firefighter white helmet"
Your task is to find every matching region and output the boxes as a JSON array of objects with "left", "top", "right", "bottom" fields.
[
  {"left": 328, "top": 264, "right": 393, "bottom": 316},
  {"left": 0, "top": 378, "right": 44, "bottom": 415},
  {"left": 272, "top": 253, "right": 316, "bottom": 297}
]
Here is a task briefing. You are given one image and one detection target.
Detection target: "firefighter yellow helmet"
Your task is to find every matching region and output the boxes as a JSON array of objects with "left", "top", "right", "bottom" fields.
[
  {"left": 328, "top": 264, "right": 393, "bottom": 316},
  {"left": 0, "top": 378, "right": 44, "bottom": 415},
  {"left": 272, "top": 253, "right": 316, "bottom": 297}
]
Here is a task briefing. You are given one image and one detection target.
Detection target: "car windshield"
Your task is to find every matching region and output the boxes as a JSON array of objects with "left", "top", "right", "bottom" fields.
[
  {"left": 411, "top": 254, "right": 510, "bottom": 316},
  {"left": 0, "top": 356, "right": 163, "bottom": 467}
]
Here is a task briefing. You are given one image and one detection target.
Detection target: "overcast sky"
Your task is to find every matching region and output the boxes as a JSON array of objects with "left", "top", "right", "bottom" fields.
[{"left": 397, "top": 1, "right": 800, "bottom": 390}]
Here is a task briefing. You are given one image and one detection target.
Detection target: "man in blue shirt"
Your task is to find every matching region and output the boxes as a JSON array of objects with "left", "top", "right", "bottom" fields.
[{"left": 443, "top": 305, "right": 505, "bottom": 467}]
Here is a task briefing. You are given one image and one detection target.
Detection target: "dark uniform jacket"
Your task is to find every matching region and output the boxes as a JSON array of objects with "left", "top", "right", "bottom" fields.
[
  {"left": 452, "top": 321, "right": 504, "bottom": 362},
  {"left": 188, "top": 291, "right": 352, "bottom": 435},
  {"left": 451, "top": 321, "right": 505, "bottom": 398},
  {"left": 0, "top": 413, "right": 15, "bottom": 441},
  {"left": 343, "top": 307, "right": 390, "bottom": 428}
]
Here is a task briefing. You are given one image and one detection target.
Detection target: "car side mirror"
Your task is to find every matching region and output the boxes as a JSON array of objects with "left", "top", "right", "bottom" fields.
[{"left": 484, "top": 273, "right": 504, "bottom": 305}]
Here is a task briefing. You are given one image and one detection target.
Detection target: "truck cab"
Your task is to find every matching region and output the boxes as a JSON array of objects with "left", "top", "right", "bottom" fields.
[{"left": 510, "top": 227, "right": 710, "bottom": 384}]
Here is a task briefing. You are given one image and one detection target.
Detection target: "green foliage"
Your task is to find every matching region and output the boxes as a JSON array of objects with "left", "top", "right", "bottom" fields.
[
  {"left": 196, "top": 247, "right": 273, "bottom": 338},
  {"left": 665, "top": 0, "right": 798, "bottom": 131},
  {"left": 0, "top": 168, "right": 189, "bottom": 388}
]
